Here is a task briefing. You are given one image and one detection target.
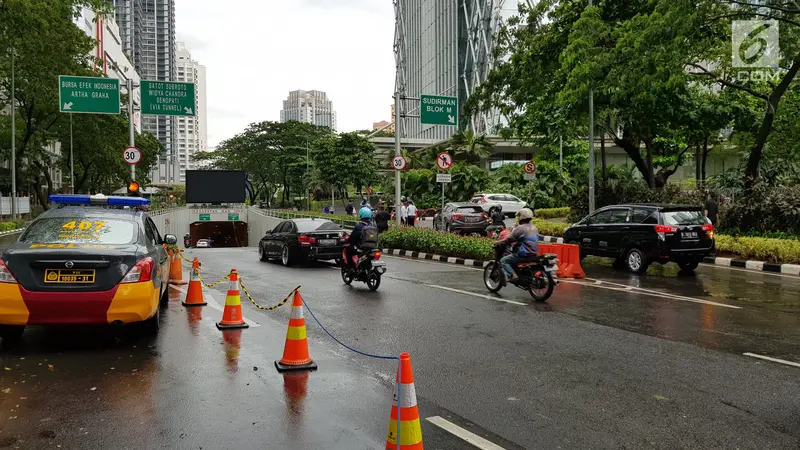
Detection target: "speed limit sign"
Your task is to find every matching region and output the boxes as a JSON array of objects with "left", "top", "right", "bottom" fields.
[
  {"left": 123, "top": 146, "right": 141, "bottom": 165},
  {"left": 392, "top": 155, "right": 407, "bottom": 171}
]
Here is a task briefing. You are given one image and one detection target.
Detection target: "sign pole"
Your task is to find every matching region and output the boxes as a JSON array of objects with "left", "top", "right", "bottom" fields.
[
  {"left": 441, "top": 178, "right": 445, "bottom": 212},
  {"left": 394, "top": 92, "right": 402, "bottom": 226},
  {"left": 10, "top": 51, "right": 16, "bottom": 219},
  {"left": 70, "top": 113, "right": 74, "bottom": 194},
  {"left": 127, "top": 79, "right": 135, "bottom": 182}
]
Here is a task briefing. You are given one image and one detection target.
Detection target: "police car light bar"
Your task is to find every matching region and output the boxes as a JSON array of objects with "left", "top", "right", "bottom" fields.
[{"left": 49, "top": 194, "right": 150, "bottom": 207}]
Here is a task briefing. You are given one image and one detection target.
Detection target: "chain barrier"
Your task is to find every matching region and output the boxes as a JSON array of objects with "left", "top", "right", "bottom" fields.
[
  {"left": 179, "top": 252, "right": 194, "bottom": 264},
  {"left": 195, "top": 269, "right": 230, "bottom": 288},
  {"left": 238, "top": 278, "right": 296, "bottom": 311}
]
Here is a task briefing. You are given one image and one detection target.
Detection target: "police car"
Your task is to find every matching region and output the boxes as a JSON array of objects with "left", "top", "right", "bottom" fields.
[{"left": 0, "top": 193, "right": 176, "bottom": 341}]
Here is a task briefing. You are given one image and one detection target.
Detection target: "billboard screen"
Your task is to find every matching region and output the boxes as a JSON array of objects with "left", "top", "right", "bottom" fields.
[{"left": 185, "top": 170, "right": 247, "bottom": 204}]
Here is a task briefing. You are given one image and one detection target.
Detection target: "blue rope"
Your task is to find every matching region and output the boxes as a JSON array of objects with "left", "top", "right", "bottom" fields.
[{"left": 300, "top": 296, "right": 402, "bottom": 450}]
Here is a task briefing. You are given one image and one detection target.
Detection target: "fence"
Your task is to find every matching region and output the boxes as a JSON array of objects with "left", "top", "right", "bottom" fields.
[{"left": 0, "top": 197, "right": 31, "bottom": 216}]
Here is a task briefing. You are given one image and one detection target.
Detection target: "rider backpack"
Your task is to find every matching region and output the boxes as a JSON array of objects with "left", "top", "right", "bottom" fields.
[{"left": 360, "top": 223, "right": 380, "bottom": 250}]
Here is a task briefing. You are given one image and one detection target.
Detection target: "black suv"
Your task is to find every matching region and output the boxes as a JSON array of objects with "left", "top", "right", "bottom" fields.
[{"left": 563, "top": 204, "right": 715, "bottom": 273}]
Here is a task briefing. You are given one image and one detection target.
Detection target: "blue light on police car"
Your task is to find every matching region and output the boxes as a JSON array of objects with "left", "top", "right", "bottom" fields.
[{"left": 49, "top": 194, "right": 149, "bottom": 207}]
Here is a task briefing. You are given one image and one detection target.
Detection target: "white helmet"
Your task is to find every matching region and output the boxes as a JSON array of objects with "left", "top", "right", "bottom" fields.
[{"left": 517, "top": 208, "right": 534, "bottom": 220}]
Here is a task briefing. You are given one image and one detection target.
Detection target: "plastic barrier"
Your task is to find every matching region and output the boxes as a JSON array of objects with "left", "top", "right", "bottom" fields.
[{"left": 538, "top": 243, "right": 586, "bottom": 279}]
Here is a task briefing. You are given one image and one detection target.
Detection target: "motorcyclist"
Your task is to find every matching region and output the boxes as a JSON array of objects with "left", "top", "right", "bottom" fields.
[
  {"left": 494, "top": 208, "right": 539, "bottom": 282},
  {"left": 344, "top": 207, "right": 373, "bottom": 267},
  {"left": 487, "top": 206, "right": 506, "bottom": 237},
  {"left": 183, "top": 233, "right": 191, "bottom": 246}
]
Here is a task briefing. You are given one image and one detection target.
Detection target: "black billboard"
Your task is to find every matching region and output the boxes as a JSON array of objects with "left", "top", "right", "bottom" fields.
[{"left": 185, "top": 170, "right": 246, "bottom": 204}]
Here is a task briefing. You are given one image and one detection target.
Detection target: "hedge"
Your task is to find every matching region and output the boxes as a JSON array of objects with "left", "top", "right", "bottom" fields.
[
  {"left": 0, "top": 221, "right": 25, "bottom": 232},
  {"left": 715, "top": 235, "right": 800, "bottom": 264},
  {"left": 535, "top": 207, "right": 570, "bottom": 219}
]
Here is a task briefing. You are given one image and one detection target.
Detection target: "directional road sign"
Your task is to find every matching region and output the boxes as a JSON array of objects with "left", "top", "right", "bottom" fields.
[
  {"left": 59, "top": 75, "right": 120, "bottom": 114},
  {"left": 393, "top": 155, "right": 407, "bottom": 171},
  {"left": 140, "top": 80, "right": 196, "bottom": 116},
  {"left": 123, "top": 146, "right": 141, "bottom": 165},
  {"left": 420, "top": 95, "right": 458, "bottom": 126},
  {"left": 436, "top": 152, "right": 453, "bottom": 171}
]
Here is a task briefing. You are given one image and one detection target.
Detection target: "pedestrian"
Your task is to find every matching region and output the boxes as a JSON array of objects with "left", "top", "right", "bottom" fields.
[
  {"left": 704, "top": 192, "right": 718, "bottom": 226},
  {"left": 375, "top": 205, "right": 391, "bottom": 234},
  {"left": 345, "top": 200, "right": 354, "bottom": 216},
  {"left": 330, "top": 205, "right": 336, "bottom": 215},
  {"left": 400, "top": 200, "right": 409, "bottom": 226},
  {"left": 406, "top": 200, "right": 418, "bottom": 227}
]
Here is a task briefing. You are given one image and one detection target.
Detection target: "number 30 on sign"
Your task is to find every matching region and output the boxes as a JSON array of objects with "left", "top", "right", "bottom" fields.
[
  {"left": 393, "top": 155, "right": 407, "bottom": 171},
  {"left": 123, "top": 146, "right": 141, "bottom": 165}
]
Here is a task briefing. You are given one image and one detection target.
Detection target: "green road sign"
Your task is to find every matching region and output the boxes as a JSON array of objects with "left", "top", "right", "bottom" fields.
[
  {"left": 228, "top": 213, "right": 239, "bottom": 221},
  {"left": 140, "top": 80, "right": 196, "bottom": 116},
  {"left": 199, "top": 214, "right": 211, "bottom": 221},
  {"left": 58, "top": 75, "right": 120, "bottom": 114},
  {"left": 420, "top": 95, "right": 458, "bottom": 126}
]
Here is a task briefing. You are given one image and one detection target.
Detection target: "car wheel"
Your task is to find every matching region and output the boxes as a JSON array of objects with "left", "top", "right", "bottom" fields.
[
  {"left": 625, "top": 248, "right": 649, "bottom": 274},
  {"left": 678, "top": 259, "right": 699, "bottom": 271},
  {"left": 280, "top": 244, "right": 292, "bottom": 267},
  {"left": 0, "top": 325, "right": 25, "bottom": 342},
  {"left": 141, "top": 307, "right": 160, "bottom": 336},
  {"left": 258, "top": 244, "right": 269, "bottom": 262}
]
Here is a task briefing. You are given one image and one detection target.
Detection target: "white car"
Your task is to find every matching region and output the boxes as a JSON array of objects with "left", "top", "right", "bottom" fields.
[
  {"left": 196, "top": 239, "right": 212, "bottom": 248},
  {"left": 470, "top": 193, "right": 528, "bottom": 217}
]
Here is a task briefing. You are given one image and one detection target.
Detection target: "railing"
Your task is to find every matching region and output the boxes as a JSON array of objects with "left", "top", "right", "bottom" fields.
[{"left": 258, "top": 209, "right": 361, "bottom": 229}]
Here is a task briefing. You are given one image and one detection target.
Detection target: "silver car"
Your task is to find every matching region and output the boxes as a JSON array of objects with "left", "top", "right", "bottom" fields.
[{"left": 470, "top": 193, "right": 527, "bottom": 217}]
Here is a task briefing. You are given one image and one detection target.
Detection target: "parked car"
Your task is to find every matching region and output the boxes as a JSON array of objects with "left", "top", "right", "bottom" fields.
[
  {"left": 196, "top": 239, "right": 212, "bottom": 248},
  {"left": 470, "top": 193, "right": 526, "bottom": 217},
  {"left": 258, "top": 218, "right": 348, "bottom": 266},
  {"left": 563, "top": 204, "right": 715, "bottom": 274},
  {"left": 434, "top": 203, "right": 490, "bottom": 236}
]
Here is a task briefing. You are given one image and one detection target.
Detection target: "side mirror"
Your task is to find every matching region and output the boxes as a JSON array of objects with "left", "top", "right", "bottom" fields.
[{"left": 164, "top": 234, "right": 177, "bottom": 245}]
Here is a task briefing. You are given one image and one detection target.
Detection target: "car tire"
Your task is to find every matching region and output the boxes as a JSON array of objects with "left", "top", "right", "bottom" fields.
[
  {"left": 159, "top": 281, "right": 169, "bottom": 306},
  {"left": 625, "top": 248, "right": 649, "bottom": 274},
  {"left": 0, "top": 325, "right": 25, "bottom": 342},
  {"left": 141, "top": 308, "right": 160, "bottom": 336},
  {"left": 678, "top": 259, "right": 699, "bottom": 271},
  {"left": 258, "top": 244, "right": 269, "bottom": 262},
  {"left": 280, "top": 244, "right": 293, "bottom": 267}
]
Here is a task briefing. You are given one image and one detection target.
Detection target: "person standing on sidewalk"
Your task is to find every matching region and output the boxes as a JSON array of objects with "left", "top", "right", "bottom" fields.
[
  {"left": 406, "top": 200, "right": 418, "bottom": 227},
  {"left": 704, "top": 193, "right": 718, "bottom": 226},
  {"left": 400, "top": 200, "right": 409, "bottom": 226}
]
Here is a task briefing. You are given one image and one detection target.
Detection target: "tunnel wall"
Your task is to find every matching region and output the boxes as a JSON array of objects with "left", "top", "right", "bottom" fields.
[
  {"left": 247, "top": 207, "right": 282, "bottom": 247},
  {"left": 149, "top": 208, "right": 196, "bottom": 249}
]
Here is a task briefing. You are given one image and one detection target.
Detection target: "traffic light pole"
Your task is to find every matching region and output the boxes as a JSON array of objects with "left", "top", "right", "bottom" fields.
[{"left": 127, "top": 79, "right": 136, "bottom": 182}]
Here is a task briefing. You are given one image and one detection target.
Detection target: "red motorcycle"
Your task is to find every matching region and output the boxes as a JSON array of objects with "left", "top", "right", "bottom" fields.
[{"left": 340, "top": 246, "right": 386, "bottom": 291}]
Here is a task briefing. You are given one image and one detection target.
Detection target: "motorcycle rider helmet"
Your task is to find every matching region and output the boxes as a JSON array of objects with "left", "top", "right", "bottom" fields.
[
  {"left": 517, "top": 208, "right": 534, "bottom": 221},
  {"left": 493, "top": 204, "right": 503, "bottom": 212},
  {"left": 359, "top": 207, "right": 373, "bottom": 220}
]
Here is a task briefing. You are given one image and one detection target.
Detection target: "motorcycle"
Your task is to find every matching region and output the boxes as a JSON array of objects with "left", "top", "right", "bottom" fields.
[
  {"left": 483, "top": 244, "right": 559, "bottom": 302},
  {"left": 184, "top": 237, "right": 192, "bottom": 248},
  {"left": 340, "top": 247, "right": 386, "bottom": 291}
]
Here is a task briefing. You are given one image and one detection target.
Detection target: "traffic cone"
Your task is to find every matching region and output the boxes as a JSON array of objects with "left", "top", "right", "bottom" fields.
[
  {"left": 169, "top": 249, "right": 188, "bottom": 285},
  {"left": 386, "top": 353, "right": 423, "bottom": 450},
  {"left": 182, "top": 258, "right": 206, "bottom": 307},
  {"left": 216, "top": 269, "right": 249, "bottom": 330},
  {"left": 274, "top": 290, "right": 317, "bottom": 372}
]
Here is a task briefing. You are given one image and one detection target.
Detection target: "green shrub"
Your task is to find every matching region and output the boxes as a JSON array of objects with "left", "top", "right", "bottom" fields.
[
  {"left": 379, "top": 227, "right": 494, "bottom": 260},
  {"left": 536, "top": 207, "right": 570, "bottom": 219},
  {"left": 719, "top": 184, "right": 800, "bottom": 235},
  {"left": 0, "top": 221, "right": 25, "bottom": 232},
  {"left": 533, "top": 219, "right": 569, "bottom": 237},
  {"left": 715, "top": 235, "right": 800, "bottom": 264}
]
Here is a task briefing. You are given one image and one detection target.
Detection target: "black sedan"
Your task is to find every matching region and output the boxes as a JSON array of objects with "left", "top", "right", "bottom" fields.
[
  {"left": 258, "top": 218, "right": 348, "bottom": 266},
  {"left": 433, "top": 203, "right": 490, "bottom": 236}
]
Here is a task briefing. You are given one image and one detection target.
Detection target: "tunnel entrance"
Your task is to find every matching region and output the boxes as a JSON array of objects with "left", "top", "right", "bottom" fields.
[{"left": 190, "top": 221, "right": 248, "bottom": 248}]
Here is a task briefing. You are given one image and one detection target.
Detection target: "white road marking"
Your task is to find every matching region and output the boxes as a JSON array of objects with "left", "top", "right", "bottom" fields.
[
  {"left": 426, "top": 284, "right": 527, "bottom": 306},
  {"left": 560, "top": 279, "right": 741, "bottom": 309},
  {"left": 743, "top": 353, "right": 800, "bottom": 368},
  {"left": 426, "top": 416, "right": 506, "bottom": 450}
]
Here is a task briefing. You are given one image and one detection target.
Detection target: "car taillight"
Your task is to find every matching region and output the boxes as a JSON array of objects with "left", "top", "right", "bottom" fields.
[
  {"left": 373, "top": 251, "right": 382, "bottom": 261},
  {"left": 701, "top": 224, "right": 713, "bottom": 232},
  {"left": 0, "top": 259, "right": 18, "bottom": 284},
  {"left": 298, "top": 235, "right": 317, "bottom": 245},
  {"left": 452, "top": 213, "right": 464, "bottom": 220},
  {"left": 655, "top": 225, "right": 678, "bottom": 233},
  {"left": 481, "top": 197, "right": 487, "bottom": 203},
  {"left": 481, "top": 213, "right": 488, "bottom": 218},
  {"left": 121, "top": 257, "right": 154, "bottom": 284}
]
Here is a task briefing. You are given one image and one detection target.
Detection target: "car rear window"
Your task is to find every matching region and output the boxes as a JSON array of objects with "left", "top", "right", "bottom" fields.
[
  {"left": 295, "top": 220, "right": 339, "bottom": 233},
  {"left": 20, "top": 218, "right": 137, "bottom": 245},
  {"left": 456, "top": 206, "right": 483, "bottom": 213},
  {"left": 661, "top": 210, "right": 707, "bottom": 226}
]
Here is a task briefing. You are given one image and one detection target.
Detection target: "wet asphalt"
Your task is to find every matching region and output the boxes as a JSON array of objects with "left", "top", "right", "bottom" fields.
[{"left": 2, "top": 246, "right": 800, "bottom": 449}]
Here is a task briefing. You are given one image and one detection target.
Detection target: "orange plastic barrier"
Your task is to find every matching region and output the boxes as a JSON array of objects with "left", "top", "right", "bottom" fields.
[{"left": 538, "top": 242, "right": 585, "bottom": 279}]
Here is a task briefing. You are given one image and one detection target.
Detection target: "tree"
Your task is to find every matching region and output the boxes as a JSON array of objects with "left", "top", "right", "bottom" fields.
[
  {"left": 448, "top": 129, "right": 494, "bottom": 163},
  {"left": 311, "top": 132, "right": 379, "bottom": 204}
]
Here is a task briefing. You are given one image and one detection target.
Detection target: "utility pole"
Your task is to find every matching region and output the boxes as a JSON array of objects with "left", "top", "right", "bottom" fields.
[
  {"left": 306, "top": 140, "right": 310, "bottom": 210},
  {"left": 587, "top": 0, "right": 596, "bottom": 213},
  {"left": 127, "top": 79, "right": 136, "bottom": 181},
  {"left": 559, "top": 135, "right": 563, "bottom": 170},
  {"left": 393, "top": 92, "right": 402, "bottom": 226},
  {"left": 70, "top": 114, "right": 74, "bottom": 193},
  {"left": 10, "top": 51, "right": 17, "bottom": 219}
]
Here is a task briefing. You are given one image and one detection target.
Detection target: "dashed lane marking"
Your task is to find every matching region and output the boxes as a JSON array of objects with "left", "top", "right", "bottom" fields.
[
  {"left": 426, "top": 416, "right": 507, "bottom": 450},
  {"left": 425, "top": 284, "right": 527, "bottom": 306},
  {"left": 743, "top": 353, "right": 800, "bottom": 368}
]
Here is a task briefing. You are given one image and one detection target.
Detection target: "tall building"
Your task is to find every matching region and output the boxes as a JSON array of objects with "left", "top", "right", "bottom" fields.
[
  {"left": 173, "top": 42, "right": 207, "bottom": 183},
  {"left": 394, "top": 0, "right": 516, "bottom": 140},
  {"left": 109, "top": 0, "right": 177, "bottom": 183},
  {"left": 280, "top": 90, "right": 337, "bottom": 131}
]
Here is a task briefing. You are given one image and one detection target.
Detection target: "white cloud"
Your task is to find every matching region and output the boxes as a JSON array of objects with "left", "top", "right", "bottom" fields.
[{"left": 175, "top": 0, "right": 395, "bottom": 147}]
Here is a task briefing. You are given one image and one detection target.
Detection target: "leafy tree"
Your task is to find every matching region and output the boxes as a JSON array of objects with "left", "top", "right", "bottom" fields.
[
  {"left": 448, "top": 129, "right": 494, "bottom": 163},
  {"left": 311, "top": 132, "right": 379, "bottom": 204}
]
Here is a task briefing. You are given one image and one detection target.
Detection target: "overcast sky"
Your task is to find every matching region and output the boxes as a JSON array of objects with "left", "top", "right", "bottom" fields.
[{"left": 175, "top": 0, "right": 395, "bottom": 147}]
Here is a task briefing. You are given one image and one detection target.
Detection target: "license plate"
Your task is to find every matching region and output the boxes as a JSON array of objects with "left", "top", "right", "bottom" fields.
[
  {"left": 372, "top": 261, "right": 386, "bottom": 267},
  {"left": 682, "top": 232, "right": 698, "bottom": 239},
  {"left": 319, "top": 239, "right": 337, "bottom": 246},
  {"left": 44, "top": 269, "right": 95, "bottom": 284},
  {"left": 546, "top": 265, "right": 559, "bottom": 272}
]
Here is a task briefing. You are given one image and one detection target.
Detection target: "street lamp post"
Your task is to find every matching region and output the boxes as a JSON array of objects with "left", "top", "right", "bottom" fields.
[
  {"left": 587, "top": 0, "right": 596, "bottom": 213},
  {"left": 10, "top": 51, "right": 17, "bottom": 219}
]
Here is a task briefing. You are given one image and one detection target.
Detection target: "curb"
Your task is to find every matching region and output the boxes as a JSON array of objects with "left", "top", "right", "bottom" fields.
[
  {"left": 0, "top": 228, "right": 24, "bottom": 236},
  {"left": 384, "top": 233, "right": 800, "bottom": 277}
]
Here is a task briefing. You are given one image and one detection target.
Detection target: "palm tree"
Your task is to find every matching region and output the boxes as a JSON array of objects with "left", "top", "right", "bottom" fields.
[{"left": 449, "top": 130, "right": 494, "bottom": 163}]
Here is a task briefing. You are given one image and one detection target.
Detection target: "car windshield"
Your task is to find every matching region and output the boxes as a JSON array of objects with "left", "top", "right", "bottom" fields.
[
  {"left": 295, "top": 220, "right": 339, "bottom": 233},
  {"left": 456, "top": 206, "right": 483, "bottom": 213},
  {"left": 661, "top": 210, "right": 707, "bottom": 226},
  {"left": 20, "top": 218, "right": 137, "bottom": 245}
]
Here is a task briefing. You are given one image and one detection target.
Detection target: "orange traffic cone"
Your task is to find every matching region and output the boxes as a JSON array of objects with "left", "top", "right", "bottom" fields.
[
  {"left": 182, "top": 258, "right": 206, "bottom": 307},
  {"left": 216, "top": 269, "right": 249, "bottom": 330},
  {"left": 275, "top": 290, "right": 317, "bottom": 372},
  {"left": 169, "top": 249, "right": 188, "bottom": 285},
  {"left": 386, "top": 353, "right": 423, "bottom": 450}
]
